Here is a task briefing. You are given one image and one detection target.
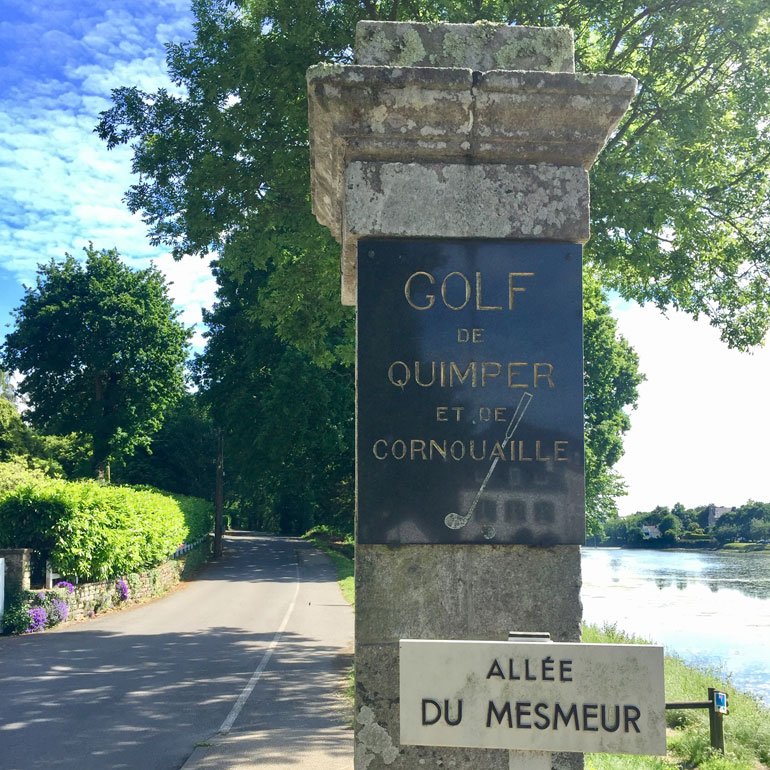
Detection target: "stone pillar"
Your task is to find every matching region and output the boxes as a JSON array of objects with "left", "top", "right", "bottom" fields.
[
  {"left": 0, "top": 548, "right": 31, "bottom": 592},
  {"left": 307, "top": 21, "right": 635, "bottom": 770}
]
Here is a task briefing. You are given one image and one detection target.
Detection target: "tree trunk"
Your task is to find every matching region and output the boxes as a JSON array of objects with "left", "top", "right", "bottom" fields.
[{"left": 214, "top": 428, "right": 224, "bottom": 558}]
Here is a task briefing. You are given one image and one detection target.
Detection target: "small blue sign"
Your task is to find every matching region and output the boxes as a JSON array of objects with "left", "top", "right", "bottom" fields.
[{"left": 714, "top": 691, "right": 728, "bottom": 714}]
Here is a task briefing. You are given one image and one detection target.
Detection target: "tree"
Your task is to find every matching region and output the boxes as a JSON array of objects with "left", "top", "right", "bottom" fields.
[
  {"left": 192, "top": 268, "right": 355, "bottom": 535},
  {"left": 1, "top": 246, "right": 191, "bottom": 479},
  {"left": 658, "top": 512, "right": 682, "bottom": 543},
  {"left": 583, "top": 273, "right": 644, "bottom": 530},
  {"left": 113, "top": 393, "right": 217, "bottom": 500},
  {"left": 98, "top": 0, "right": 770, "bottom": 351},
  {"left": 109, "top": 0, "right": 770, "bottom": 524}
]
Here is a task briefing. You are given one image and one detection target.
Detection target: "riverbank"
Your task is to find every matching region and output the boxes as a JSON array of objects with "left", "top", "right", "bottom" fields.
[
  {"left": 312, "top": 539, "right": 770, "bottom": 769},
  {"left": 588, "top": 542, "right": 770, "bottom": 552},
  {"left": 584, "top": 624, "right": 770, "bottom": 770}
]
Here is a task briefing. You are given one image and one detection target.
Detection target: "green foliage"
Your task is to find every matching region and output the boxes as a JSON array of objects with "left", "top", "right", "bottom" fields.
[
  {"left": 98, "top": 0, "right": 770, "bottom": 353},
  {"left": 193, "top": 269, "right": 354, "bottom": 536},
  {"left": 0, "top": 479, "right": 212, "bottom": 581},
  {"left": 713, "top": 501, "right": 770, "bottom": 545},
  {"left": 0, "top": 245, "right": 191, "bottom": 477},
  {"left": 114, "top": 394, "right": 216, "bottom": 500},
  {"left": 0, "top": 459, "right": 50, "bottom": 496},
  {"left": 1, "top": 587, "right": 34, "bottom": 635},
  {"left": 97, "top": 0, "right": 650, "bottom": 528},
  {"left": 583, "top": 272, "right": 644, "bottom": 530}
]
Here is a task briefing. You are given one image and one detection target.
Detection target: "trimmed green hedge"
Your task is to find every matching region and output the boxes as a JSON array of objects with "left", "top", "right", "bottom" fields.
[{"left": 0, "top": 479, "right": 213, "bottom": 581}]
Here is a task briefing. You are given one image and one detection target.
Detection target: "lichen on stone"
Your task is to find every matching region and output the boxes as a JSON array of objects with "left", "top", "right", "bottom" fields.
[
  {"left": 438, "top": 26, "right": 494, "bottom": 68},
  {"left": 391, "top": 27, "right": 427, "bottom": 66},
  {"left": 306, "top": 62, "right": 346, "bottom": 81},
  {"left": 356, "top": 705, "right": 400, "bottom": 766}
]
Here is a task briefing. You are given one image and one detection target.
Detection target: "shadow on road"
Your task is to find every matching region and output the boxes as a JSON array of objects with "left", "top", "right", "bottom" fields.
[{"left": 0, "top": 534, "right": 353, "bottom": 770}]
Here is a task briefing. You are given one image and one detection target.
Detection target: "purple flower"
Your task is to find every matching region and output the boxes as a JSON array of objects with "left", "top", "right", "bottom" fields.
[
  {"left": 48, "top": 598, "right": 69, "bottom": 626},
  {"left": 115, "top": 578, "right": 129, "bottom": 603},
  {"left": 55, "top": 581, "right": 75, "bottom": 594},
  {"left": 26, "top": 607, "right": 47, "bottom": 633}
]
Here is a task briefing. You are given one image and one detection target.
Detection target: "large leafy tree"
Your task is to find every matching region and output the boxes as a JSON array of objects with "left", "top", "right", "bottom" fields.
[
  {"left": 95, "top": 0, "right": 770, "bottom": 525},
  {"left": 98, "top": 0, "right": 770, "bottom": 351},
  {"left": 1, "top": 246, "right": 191, "bottom": 479}
]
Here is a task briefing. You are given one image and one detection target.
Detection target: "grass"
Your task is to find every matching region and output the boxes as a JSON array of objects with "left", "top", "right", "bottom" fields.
[
  {"left": 585, "top": 624, "right": 770, "bottom": 770},
  {"left": 301, "top": 532, "right": 769, "bottom": 769},
  {"left": 302, "top": 526, "right": 354, "bottom": 605}
]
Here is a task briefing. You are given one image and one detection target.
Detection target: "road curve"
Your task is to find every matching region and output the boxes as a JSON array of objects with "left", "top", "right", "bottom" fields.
[{"left": 0, "top": 534, "right": 353, "bottom": 770}]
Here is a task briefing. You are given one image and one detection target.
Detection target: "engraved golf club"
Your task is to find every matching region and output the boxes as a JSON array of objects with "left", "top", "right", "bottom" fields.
[{"left": 444, "top": 391, "right": 533, "bottom": 538}]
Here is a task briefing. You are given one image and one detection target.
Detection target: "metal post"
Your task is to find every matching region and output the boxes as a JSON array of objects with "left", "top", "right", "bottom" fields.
[{"left": 708, "top": 687, "right": 726, "bottom": 753}]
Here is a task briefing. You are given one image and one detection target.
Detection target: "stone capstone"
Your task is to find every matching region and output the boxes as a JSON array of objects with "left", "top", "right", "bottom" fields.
[{"left": 354, "top": 21, "right": 575, "bottom": 72}]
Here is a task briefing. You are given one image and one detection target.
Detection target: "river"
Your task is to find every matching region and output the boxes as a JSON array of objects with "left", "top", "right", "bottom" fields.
[{"left": 581, "top": 547, "right": 770, "bottom": 706}]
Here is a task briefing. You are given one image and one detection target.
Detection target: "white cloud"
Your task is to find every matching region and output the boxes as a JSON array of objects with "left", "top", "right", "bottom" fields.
[
  {"left": 613, "top": 303, "right": 770, "bottom": 514},
  {"left": 0, "top": 0, "right": 209, "bottom": 353}
]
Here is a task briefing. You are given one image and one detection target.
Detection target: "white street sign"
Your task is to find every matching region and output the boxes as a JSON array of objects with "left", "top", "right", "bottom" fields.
[{"left": 400, "top": 640, "right": 666, "bottom": 755}]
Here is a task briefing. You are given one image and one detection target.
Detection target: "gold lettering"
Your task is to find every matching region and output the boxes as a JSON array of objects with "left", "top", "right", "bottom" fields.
[
  {"left": 414, "top": 361, "right": 436, "bottom": 387},
  {"left": 470, "top": 440, "right": 486, "bottom": 460},
  {"left": 452, "top": 406, "right": 464, "bottom": 421},
  {"left": 373, "top": 440, "right": 388, "bottom": 460},
  {"left": 430, "top": 440, "right": 448, "bottom": 460},
  {"left": 535, "top": 440, "right": 551, "bottom": 462},
  {"left": 450, "top": 361, "right": 477, "bottom": 387},
  {"left": 554, "top": 441, "right": 568, "bottom": 461},
  {"left": 494, "top": 407, "right": 506, "bottom": 422},
  {"left": 482, "top": 362, "right": 502, "bottom": 387},
  {"left": 450, "top": 440, "right": 465, "bottom": 460},
  {"left": 476, "top": 272, "right": 502, "bottom": 310},
  {"left": 436, "top": 406, "right": 448, "bottom": 422},
  {"left": 392, "top": 440, "right": 407, "bottom": 460},
  {"left": 479, "top": 407, "right": 492, "bottom": 422},
  {"left": 404, "top": 272, "right": 435, "bottom": 310},
  {"left": 518, "top": 440, "right": 532, "bottom": 461},
  {"left": 534, "top": 362, "right": 555, "bottom": 388},
  {"left": 440, "top": 361, "right": 447, "bottom": 387},
  {"left": 388, "top": 361, "right": 410, "bottom": 387},
  {"left": 441, "top": 272, "right": 471, "bottom": 310},
  {"left": 508, "top": 362, "right": 527, "bottom": 388},
  {"left": 472, "top": 328, "right": 484, "bottom": 342},
  {"left": 490, "top": 442, "right": 506, "bottom": 460},
  {"left": 411, "top": 439, "right": 427, "bottom": 460},
  {"left": 509, "top": 272, "right": 534, "bottom": 310},
  {"left": 457, "top": 328, "right": 470, "bottom": 342}
]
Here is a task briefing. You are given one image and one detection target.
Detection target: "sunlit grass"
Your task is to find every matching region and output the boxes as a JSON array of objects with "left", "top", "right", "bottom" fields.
[{"left": 585, "top": 623, "right": 770, "bottom": 770}]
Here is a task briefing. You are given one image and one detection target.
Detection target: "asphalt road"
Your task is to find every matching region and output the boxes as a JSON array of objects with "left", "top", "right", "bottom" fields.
[{"left": 0, "top": 534, "right": 354, "bottom": 770}]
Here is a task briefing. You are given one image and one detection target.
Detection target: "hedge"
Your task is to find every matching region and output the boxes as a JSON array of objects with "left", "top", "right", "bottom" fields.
[{"left": 0, "top": 478, "right": 213, "bottom": 581}]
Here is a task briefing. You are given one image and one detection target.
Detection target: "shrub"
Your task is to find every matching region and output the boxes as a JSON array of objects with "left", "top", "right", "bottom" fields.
[
  {"left": 0, "top": 459, "right": 51, "bottom": 497},
  {"left": 0, "top": 479, "right": 212, "bottom": 581},
  {"left": 1, "top": 588, "right": 33, "bottom": 635}
]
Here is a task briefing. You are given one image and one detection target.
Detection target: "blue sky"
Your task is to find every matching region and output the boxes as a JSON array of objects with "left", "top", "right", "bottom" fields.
[
  {"left": 0, "top": 0, "right": 216, "bottom": 348},
  {"left": 1, "top": 1, "right": 769, "bottom": 516}
]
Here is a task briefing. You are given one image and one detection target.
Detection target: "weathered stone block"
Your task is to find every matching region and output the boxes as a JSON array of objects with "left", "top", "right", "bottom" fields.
[
  {"left": 355, "top": 21, "right": 575, "bottom": 73},
  {"left": 355, "top": 544, "right": 582, "bottom": 645}
]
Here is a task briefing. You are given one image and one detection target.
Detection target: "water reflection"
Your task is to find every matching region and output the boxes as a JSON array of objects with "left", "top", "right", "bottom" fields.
[{"left": 581, "top": 548, "right": 770, "bottom": 706}]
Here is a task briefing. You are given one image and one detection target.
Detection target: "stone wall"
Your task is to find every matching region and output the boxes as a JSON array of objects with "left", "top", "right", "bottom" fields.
[{"left": 54, "top": 537, "right": 212, "bottom": 623}]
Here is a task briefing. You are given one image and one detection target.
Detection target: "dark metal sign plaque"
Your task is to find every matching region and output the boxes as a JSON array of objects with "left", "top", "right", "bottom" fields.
[{"left": 357, "top": 239, "right": 585, "bottom": 546}]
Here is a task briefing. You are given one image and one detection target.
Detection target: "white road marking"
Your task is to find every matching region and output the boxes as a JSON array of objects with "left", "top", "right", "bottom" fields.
[{"left": 217, "top": 560, "right": 301, "bottom": 735}]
